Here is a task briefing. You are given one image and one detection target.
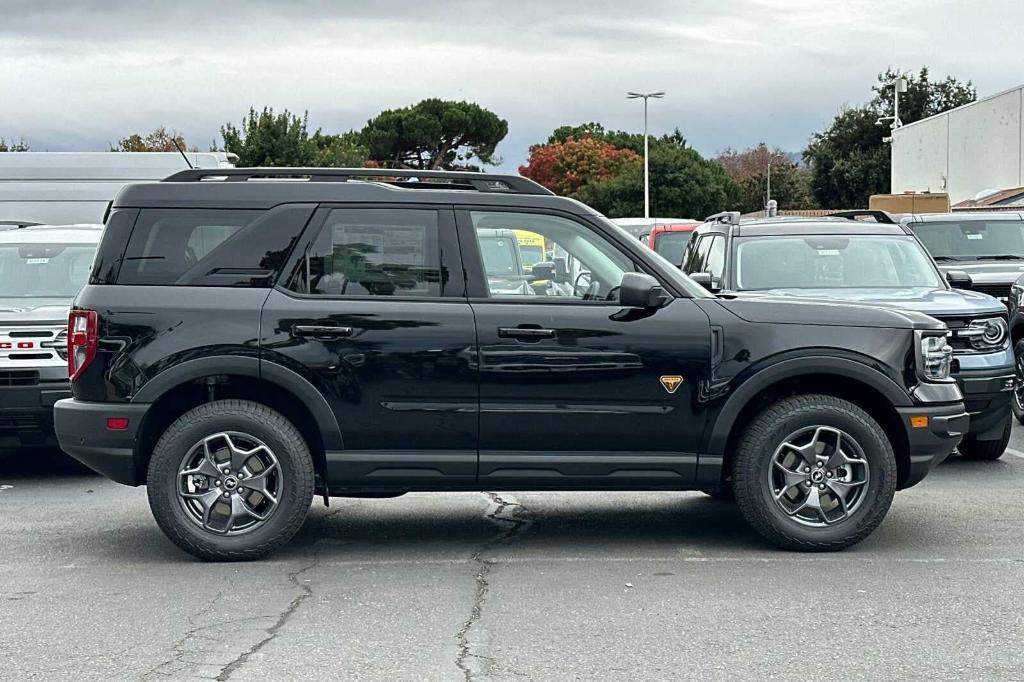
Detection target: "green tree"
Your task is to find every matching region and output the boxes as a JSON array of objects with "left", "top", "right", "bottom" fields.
[
  {"left": 361, "top": 99, "right": 508, "bottom": 169},
  {"left": 111, "top": 126, "right": 195, "bottom": 152},
  {"left": 0, "top": 138, "right": 30, "bottom": 152},
  {"left": 804, "top": 67, "right": 976, "bottom": 208},
  {"left": 220, "top": 108, "right": 368, "bottom": 167},
  {"left": 717, "top": 144, "right": 815, "bottom": 213}
]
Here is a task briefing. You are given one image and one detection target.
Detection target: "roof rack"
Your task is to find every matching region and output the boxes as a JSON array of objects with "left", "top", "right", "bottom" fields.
[
  {"left": 161, "top": 167, "right": 554, "bottom": 196},
  {"left": 704, "top": 211, "right": 741, "bottom": 226},
  {"left": 825, "top": 210, "right": 896, "bottom": 224}
]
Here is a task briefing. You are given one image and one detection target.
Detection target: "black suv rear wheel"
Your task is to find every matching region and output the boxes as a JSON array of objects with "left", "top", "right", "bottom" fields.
[
  {"left": 732, "top": 394, "right": 897, "bottom": 551},
  {"left": 1012, "top": 340, "right": 1024, "bottom": 426},
  {"left": 146, "top": 400, "right": 315, "bottom": 561}
]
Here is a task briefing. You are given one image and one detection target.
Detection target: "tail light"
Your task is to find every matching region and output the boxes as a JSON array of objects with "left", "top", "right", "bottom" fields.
[{"left": 68, "top": 309, "right": 98, "bottom": 382}]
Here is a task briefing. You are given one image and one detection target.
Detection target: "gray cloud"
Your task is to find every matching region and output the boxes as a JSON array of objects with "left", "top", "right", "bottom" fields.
[{"left": 1, "top": 0, "right": 1020, "bottom": 169}]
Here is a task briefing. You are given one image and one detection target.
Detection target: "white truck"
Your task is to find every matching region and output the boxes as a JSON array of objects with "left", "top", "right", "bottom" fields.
[{"left": 0, "top": 151, "right": 236, "bottom": 225}]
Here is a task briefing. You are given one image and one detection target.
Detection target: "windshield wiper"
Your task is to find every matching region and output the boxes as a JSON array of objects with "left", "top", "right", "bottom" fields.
[
  {"left": 970, "top": 255, "right": 1024, "bottom": 261},
  {"left": 932, "top": 255, "right": 968, "bottom": 262}
]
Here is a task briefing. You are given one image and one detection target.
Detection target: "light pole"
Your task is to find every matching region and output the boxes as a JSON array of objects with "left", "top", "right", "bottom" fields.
[{"left": 627, "top": 91, "right": 665, "bottom": 219}]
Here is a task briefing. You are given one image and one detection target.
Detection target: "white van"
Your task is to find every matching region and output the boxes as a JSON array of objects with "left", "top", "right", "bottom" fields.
[{"left": 0, "top": 152, "right": 237, "bottom": 225}]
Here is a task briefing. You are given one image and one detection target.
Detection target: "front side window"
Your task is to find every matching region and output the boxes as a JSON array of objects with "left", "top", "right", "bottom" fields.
[
  {"left": 0, "top": 240, "right": 96, "bottom": 305},
  {"left": 704, "top": 236, "right": 726, "bottom": 287},
  {"left": 288, "top": 208, "right": 442, "bottom": 297},
  {"left": 684, "top": 235, "right": 714, "bottom": 274},
  {"left": 469, "top": 211, "right": 633, "bottom": 301},
  {"left": 734, "top": 235, "right": 943, "bottom": 290},
  {"left": 909, "top": 219, "right": 1024, "bottom": 260}
]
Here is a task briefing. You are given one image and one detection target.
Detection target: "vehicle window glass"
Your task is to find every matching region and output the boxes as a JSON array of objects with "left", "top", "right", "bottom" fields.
[
  {"left": 734, "top": 235, "right": 943, "bottom": 290},
  {"left": 685, "top": 235, "right": 714, "bottom": 273},
  {"left": 705, "top": 236, "right": 726, "bottom": 287},
  {"left": 470, "top": 211, "right": 633, "bottom": 302},
  {"left": 653, "top": 231, "right": 693, "bottom": 265},
  {"left": 910, "top": 220, "right": 1024, "bottom": 259},
  {"left": 0, "top": 241, "right": 97, "bottom": 305},
  {"left": 117, "top": 208, "right": 306, "bottom": 287},
  {"left": 288, "top": 208, "right": 442, "bottom": 297}
]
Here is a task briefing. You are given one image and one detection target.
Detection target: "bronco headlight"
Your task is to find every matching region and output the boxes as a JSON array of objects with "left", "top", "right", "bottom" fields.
[
  {"left": 962, "top": 317, "right": 1008, "bottom": 351},
  {"left": 918, "top": 331, "right": 953, "bottom": 382}
]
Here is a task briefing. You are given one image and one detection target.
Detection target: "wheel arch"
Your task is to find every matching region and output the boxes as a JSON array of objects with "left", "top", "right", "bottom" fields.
[{"left": 702, "top": 357, "right": 913, "bottom": 488}]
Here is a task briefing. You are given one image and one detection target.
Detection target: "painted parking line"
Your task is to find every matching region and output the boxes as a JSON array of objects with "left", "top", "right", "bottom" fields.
[{"left": 1004, "top": 447, "right": 1024, "bottom": 460}]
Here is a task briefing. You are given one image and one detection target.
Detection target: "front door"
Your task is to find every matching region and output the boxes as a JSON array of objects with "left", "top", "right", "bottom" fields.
[
  {"left": 458, "top": 208, "right": 712, "bottom": 487},
  {"left": 262, "top": 205, "right": 478, "bottom": 488}
]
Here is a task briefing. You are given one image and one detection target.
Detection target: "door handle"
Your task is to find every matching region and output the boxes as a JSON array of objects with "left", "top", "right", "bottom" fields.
[
  {"left": 293, "top": 325, "right": 354, "bottom": 339},
  {"left": 498, "top": 327, "right": 556, "bottom": 340}
]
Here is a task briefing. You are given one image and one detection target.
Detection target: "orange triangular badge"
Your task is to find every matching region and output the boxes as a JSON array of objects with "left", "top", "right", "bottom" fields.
[{"left": 660, "top": 375, "right": 683, "bottom": 394}]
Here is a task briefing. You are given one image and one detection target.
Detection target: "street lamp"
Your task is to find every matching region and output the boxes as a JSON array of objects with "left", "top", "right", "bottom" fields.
[{"left": 627, "top": 91, "right": 665, "bottom": 219}]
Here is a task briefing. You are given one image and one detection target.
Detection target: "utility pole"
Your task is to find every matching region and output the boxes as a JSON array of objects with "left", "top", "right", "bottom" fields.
[{"left": 627, "top": 91, "right": 665, "bottom": 219}]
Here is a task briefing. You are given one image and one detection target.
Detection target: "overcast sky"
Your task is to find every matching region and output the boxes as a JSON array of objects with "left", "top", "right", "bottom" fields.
[{"left": 1, "top": 0, "right": 1021, "bottom": 170}]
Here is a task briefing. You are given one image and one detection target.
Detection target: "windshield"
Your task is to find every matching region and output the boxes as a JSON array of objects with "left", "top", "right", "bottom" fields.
[
  {"left": 653, "top": 231, "right": 692, "bottom": 265},
  {"left": 735, "top": 235, "right": 943, "bottom": 290},
  {"left": 0, "top": 243, "right": 96, "bottom": 301},
  {"left": 909, "top": 219, "right": 1024, "bottom": 259}
]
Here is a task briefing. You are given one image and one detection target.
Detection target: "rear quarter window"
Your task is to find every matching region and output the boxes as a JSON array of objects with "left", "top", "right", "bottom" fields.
[{"left": 115, "top": 206, "right": 313, "bottom": 287}]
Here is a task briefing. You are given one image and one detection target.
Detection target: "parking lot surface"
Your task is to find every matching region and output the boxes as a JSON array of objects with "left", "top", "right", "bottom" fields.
[{"left": 3, "top": 428, "right": 1024, "bottom": 681}]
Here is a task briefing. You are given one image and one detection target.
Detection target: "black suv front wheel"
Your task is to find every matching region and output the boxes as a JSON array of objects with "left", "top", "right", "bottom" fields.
[
  {"left": 732, "top": 394, "right": 897, "bottom": 551},
  {"left": 147, "top": 400, "right": 315, "bottom": 561}
]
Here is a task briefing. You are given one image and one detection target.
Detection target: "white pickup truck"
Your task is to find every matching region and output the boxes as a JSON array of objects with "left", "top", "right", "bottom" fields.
[{"left": 0, "top": 223, "right": 101, "bottom": 450}]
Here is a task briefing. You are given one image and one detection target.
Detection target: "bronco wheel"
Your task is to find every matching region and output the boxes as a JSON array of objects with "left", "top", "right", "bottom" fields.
[
  {"left": 732, "top": 394, "right": 897, "bottom": 551},
  {"left": 1012, "top": 340, "right": 1024, "bottom": 426},
  {"left": 147, "top": 400, "right": 315, "bottom": 561}
]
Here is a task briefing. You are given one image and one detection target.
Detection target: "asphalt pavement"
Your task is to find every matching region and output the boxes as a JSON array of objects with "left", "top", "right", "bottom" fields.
[{"left": 2, "top": 428, "right": 1024, "bottom": 681}]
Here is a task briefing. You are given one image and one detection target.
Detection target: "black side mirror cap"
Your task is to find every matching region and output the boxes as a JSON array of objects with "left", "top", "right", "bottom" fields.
[
  {"left": 530, "top": 261, "right": 555, "bottom": 281},
  {"left": 946, "top": 270, "right": 973, "bottom": 289},
  {"left": 619, "top": 272, "right": 671, "bottom": 308},
  {"left": 689, "top": 272, "right": 714, "bottom": 291}
]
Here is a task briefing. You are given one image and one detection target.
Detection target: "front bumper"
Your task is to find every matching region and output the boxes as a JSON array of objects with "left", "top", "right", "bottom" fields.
[
  {"left": 54, "top": 399, "right": 150, "bottom": 485},
  {"left": 896, "top": 403, "right": 970, "bottom": 490},
  {"left": 955, "top": 367, "right": 1015, "bottom": 441},
  {"left": 0, "top": 371, "right": 71, "bottom": 448}
]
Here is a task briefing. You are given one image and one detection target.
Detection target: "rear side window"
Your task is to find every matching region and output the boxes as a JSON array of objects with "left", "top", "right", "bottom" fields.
[
  {"left": 286, "top": 208, "right": 443, "bottom": 297},
  {"left": 116, "top": 206, "right": 312, "bottom": 286}
]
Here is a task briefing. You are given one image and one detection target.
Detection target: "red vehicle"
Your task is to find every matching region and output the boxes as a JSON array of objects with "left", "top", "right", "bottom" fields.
[{"left": 646, "top": 222, "right": 700, "bottom": 266}]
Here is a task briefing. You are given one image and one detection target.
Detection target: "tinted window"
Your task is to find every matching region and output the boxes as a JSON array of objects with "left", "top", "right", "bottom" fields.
[
  {"left": 734, "top": 235, "right": 943, "bottom": 290},
  {"left": 470, "top": 211, "right": 633, "bottom": 301},
  {"left": 117, "top": 207, "right": 310, "bottom": 287},
  {"left": 288, "top": 208, "right": 442, "bottom": 297},
  {"left": 653, "top": 231, "right": 692, "bottom": 265},
  {"left": 685, "top": 235, "right": 714, "bottom": 273},
  {"left": 705, "top": 236, "right": 726, "bottom": 287},
  {"left": 910, "top": 219, "right": 1024, "bottom": 259}
]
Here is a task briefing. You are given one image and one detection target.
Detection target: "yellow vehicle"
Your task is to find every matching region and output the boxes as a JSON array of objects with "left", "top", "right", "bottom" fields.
[{"left": 513, "top": 229, "right": 547, "bottom": 272}]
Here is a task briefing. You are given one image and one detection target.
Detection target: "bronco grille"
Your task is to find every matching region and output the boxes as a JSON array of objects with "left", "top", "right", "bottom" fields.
[
  {"left": 0, "top": 326, "right": 66, "bottom": 368},
  {"left": 0, "top": 370, "right": 39, "bottom": 386}
]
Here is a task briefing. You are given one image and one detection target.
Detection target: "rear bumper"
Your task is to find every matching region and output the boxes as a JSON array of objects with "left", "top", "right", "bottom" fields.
[
  {"left": 54, "top": 399, "right": 150, "bottom": 485},
  {"left": 897, "top": 403, "right": 970, "bottom": 490},
  {"left": 0, "top": 378, "right": 71, "bottom": 448},
  {"left": 955, "top": 368, "right": 1015, "bottom": 440}
]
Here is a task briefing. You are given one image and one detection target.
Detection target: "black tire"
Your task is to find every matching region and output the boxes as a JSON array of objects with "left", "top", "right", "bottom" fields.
[
  {"left": 700, "top": 484, "right": 735, "bottom": 501},
  {"left": 732, "top": 394, "right": 897, "bottom": 551},
  {"left": 958, "top": 416, "right": 1011, "bottom": 461},
  {"left": 146, "top": 400, "right": 315, "bottom": 561},
  {"left": 1012, "top": 340, "right": 1024, "bottom": 426}
]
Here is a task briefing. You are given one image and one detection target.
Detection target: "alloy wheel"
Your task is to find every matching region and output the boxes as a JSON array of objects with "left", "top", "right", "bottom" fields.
[
  {"left": 176, "top": 431, "right": 283, "bottom": 536},
  {"left": 767, "top": 426, "right": 870, "bottom": 527}
]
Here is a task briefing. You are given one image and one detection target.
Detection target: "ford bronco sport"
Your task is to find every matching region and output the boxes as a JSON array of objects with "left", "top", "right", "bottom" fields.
[{"left": 55, "top": 169, "right": 968, "bottom": 561}]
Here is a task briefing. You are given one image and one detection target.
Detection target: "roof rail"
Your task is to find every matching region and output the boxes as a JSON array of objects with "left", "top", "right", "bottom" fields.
[
  {"left": 161, "top": 167, "right": 555, "bottom": 196},
  {"left": 704, "top": 211, "right": 741, "bottom": 226},
  {"left": 825, "top": 210, "right": 896, "bottom": 224}
]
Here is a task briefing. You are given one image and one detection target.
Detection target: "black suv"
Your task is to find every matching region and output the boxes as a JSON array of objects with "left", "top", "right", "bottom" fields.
[
  {"left": 681, "top": 211, "right": 1015, "bottom": 460},
  {"left": 55, "top": 169, "right": 968, "bottom": 561}
]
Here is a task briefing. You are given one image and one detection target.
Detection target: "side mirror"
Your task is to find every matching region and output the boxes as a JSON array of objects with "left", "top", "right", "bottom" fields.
[
  {"left": 946, "top": 270, "right": 973, "bottom": 289},
  {"left": 689, "top": 272, "right": 714, "bottom": 291},
  {"left": 553, "top": 257, "right": 568, "bottom": 283},
  {"left": 531, "top": 261, "right": 555, "bottom": 281},
  {"left": 619, "top": 272, "right": 670, "bottom": 308}
]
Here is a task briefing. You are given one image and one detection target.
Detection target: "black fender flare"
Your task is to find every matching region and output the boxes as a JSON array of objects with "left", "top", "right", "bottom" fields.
[
  {"left": 131, "top": 355, "right": 344, "bottom": 451},
  {"left": 703, "top": 355, "right": 912, "bottom": 458}
]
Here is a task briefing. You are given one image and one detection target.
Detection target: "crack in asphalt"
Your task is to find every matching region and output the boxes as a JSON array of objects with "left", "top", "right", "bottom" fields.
[
  {"left": 215, "top": 555, "right": 320, "bottom": 681},
  {"left": 455, "top": 493, "right": 533, "bottom": 682},
  {"left": 141, "top": 584, "right": 235, "bottom": 680}
]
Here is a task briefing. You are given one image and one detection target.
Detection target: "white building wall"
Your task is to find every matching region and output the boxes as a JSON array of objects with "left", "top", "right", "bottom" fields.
[{"left": 892, "top": 85, "right": 1024, "bottom": 204}]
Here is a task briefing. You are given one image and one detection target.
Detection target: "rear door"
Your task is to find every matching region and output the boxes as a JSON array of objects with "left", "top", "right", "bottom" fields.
[
  {"left": 457, "top": 207, "right": 712, "bottom": 487},
  {"left": 262, "top": 205, "right": 479, "bottom": 488}
]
